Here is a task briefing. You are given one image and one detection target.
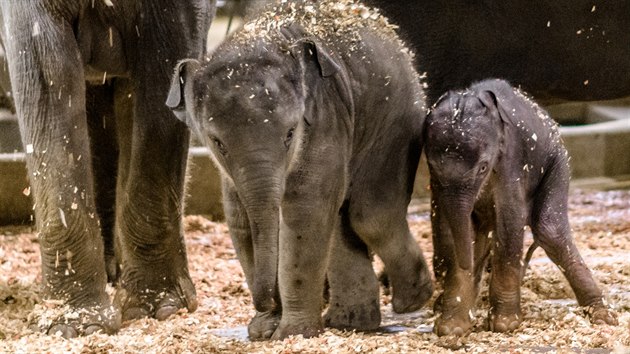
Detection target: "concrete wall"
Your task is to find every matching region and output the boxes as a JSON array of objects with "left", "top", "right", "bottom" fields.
[
  {"left": 2, "top": 16, "right": 630, "bottom": 225},
  {"left": 2, "top": 103, "right": 629, "bottom": 225}
]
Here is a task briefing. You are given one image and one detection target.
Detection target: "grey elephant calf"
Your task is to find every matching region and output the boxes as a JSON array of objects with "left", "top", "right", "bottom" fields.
[
  {"left": 167, "top": 0, "right": 433, "bottom": 340},
  {"left": 424, "top": 79, "right": 618, "bottom": 336}
]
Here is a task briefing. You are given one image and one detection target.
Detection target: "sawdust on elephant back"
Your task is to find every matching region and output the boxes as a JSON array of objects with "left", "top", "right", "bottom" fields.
[
  {"left": 234, "top": 0, "right": 402, "bottom": 47},
  {"left": 0, "top": 189, "right": 629, "bottom": 353}
]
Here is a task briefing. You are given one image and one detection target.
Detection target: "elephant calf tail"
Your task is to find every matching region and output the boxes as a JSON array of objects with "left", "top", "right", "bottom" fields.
[{"left": 520, "top": 241, "right": 539, "bottom": 281}]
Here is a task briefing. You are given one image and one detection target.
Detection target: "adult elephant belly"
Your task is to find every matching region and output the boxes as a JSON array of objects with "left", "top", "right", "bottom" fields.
[
  {"left": 0, "top": 0, "right": 213, "bottom": 338},
  {"left": 367, "top": 0, "right": 630, "bottom": 104},
  {"left": 77, "top": 7, "right": 130, "bottom": 82}
]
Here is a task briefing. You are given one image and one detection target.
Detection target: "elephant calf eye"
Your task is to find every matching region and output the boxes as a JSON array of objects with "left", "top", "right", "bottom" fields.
[
  {"left": 479, "top": 164, "right": 488, "bottom": 174},
  {"left": 213, "top": 138, "right": 228, "bottom": 155},
  {"left": 284, "top": 128, "right": 295, "bottom": 149}
]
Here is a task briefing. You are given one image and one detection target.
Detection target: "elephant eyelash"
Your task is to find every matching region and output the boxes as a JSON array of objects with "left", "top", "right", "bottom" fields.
[
  {"left": 212, "top": 138, "right": 228, "bottom": 155},
  {"left": 284, "top": 128, "right": 295, "bottom": 149}
]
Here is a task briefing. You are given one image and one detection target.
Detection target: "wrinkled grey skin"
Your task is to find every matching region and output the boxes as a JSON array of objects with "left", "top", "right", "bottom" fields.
[
  {"left": 424, "top": 79, "right": 619, "bottom": 336},
  {"left": 168, "top": 10, "right": 433, "bottom": 340},
  {"left": 366, "top": 0, "right": 630, "bottom": 104},
  {"left": 0, "top": 0, "right": 214, "bottom": 337}
]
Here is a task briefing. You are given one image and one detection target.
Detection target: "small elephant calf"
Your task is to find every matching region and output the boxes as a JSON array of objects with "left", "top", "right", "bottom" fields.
[
  {"left": 167, "top": 0, "right": 433, "bottom": 340},
  {"left": 424, "top": 79, "right": 618, "bottom": 336}
]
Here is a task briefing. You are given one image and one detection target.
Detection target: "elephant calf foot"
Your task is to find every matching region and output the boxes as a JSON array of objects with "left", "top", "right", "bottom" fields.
[
  {"left": 115, "top": 273, "right": 197, "bottom": 322},
  {"left": 248, "top": 310, "right": 281, "bottom": 340},
  {"left": 586, "top": 304, "right": 618, "bottom": 326},
  {"left": 488, "top": 312, "right": 521, "bottom": 333},
  {"left": 271, "top": 318, "right": 324, "bottom": 340},
  {"left": 392, "top": 276, "right": 434, "bottom": 313},
  {"left": 324, "top": 298, "right": 381, "bottom": 331},
  {"left": 434, "top": 292, "right": 477, "bottom": 336},
  {"left": 33, "top": 301, "right": 121, "bottom": 338},
  {"left": 434, "top": 313, "right": 473, "bottom": 337}
]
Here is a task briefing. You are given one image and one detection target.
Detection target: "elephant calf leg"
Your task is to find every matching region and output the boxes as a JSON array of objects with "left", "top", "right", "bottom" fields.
[
  {"left": 533, "top": 224, "right": 618, "bottom": 326},
  {"left": 350, "top": 208, "right": 433, "bottom": 314},
  {"left": 488, "top": 260, "right": 523, "bottom": 333},
  {"left": 324, "top": 218, "right": 380, "bottom": 331},
  {"left": 434, "top": 267, "right": 477, "bottom": 336}
]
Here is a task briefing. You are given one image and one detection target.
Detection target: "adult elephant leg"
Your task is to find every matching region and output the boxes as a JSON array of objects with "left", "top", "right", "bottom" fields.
[
  {"left": 86, "top": 83, "right": 119, "bottom": 283},
  {"left": 112, "top": 78, "right": 132, "bottom": 270},
  {"left": 114, "top": 78, "right": 195, "bottom": 321},
  {"left": 223, "top": 180, "right": 281, "bottom": 340},
  {"left": 324, "top": 205, "right": 380, "bottom": 331},
  {"left": 0, "top": 4, "right": 119, "bottom": 336},
  {"left": 112, "top": 3, "right": 210, "bottom": 321},
  {"left": 0, "top": 42, "right": 13, "bottom": 112}
]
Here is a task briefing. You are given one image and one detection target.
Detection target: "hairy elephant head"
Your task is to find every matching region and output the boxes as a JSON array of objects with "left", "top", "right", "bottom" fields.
[
  {"left": 165, "top": 25, "right": 342, "bottom": 313},
  {"left": 423, "top": 84, "right": 510, "bottom": 267}
]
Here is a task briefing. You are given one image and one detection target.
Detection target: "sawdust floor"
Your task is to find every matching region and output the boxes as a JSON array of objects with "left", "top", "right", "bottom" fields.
[{"left": 0, "top": 189, "right": 629, "bottom": 353}]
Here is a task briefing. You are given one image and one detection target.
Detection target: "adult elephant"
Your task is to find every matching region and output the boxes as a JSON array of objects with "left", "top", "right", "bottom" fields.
[
  {"left": 366, "top": 0, "right": 630, "bottom": 104},
  {"left": 0, "top": 0, "right": 214, "bottom": 337}
]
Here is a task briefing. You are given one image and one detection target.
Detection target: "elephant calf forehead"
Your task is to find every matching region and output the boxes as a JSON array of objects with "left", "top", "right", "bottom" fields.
[
  {"left": 426, "top": 136, "right": 486, "bottom": 163},
  {"left": 195, "top": 80, "right": 292, "bottom": 117},
  {"left": 426, "top": 115, "right": 492, "bottom": 147},
  {"left": 195, "top": 66, "right": 298, "bottom": 107}
]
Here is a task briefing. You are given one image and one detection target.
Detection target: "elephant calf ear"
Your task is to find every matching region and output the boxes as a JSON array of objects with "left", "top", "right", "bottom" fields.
[
  {"left": 281, "top": 23, "right": 341, "bottom": 78},
  {"left": 479, "top": 90, "right": 511, "bottom": 125},
  {"left": 166, "top": 59, "right": 200, "bottom": 124},
  {"left": 300, "top": 39, "right": 340, "bottom": 78}
]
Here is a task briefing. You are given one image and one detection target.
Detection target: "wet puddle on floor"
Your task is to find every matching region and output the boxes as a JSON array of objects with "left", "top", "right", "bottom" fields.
[
  {"left": 208, "top": 324, "right": 434, "bottom": 342},
  {"left": 209, "top": 307, "right": 435, "bottom": 341},
  {"left": 209, "top": 326, "right": 249, "bottom": 341}
]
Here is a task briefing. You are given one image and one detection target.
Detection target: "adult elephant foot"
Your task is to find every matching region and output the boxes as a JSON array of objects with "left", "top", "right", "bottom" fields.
[
  {"left": 587, "top": 304, "right": 618, "bottom": 325},
  {"left": 324, "top": 297, "right": 380, "bottom": 331},
  {"left": 270, "top": 318, "right": 323, "bottom": 340},
  {"left": 488, "top": 312, "right": 521, "bottom": 333},
  {"left": 114, "top": 270, "right": 197, "bottom": 322},
  {"left": 33, "top": 298, "right": 121, "bottom": 338},
  {"left": 248, "top": 310, "right": 281, "bottom": 340}
]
